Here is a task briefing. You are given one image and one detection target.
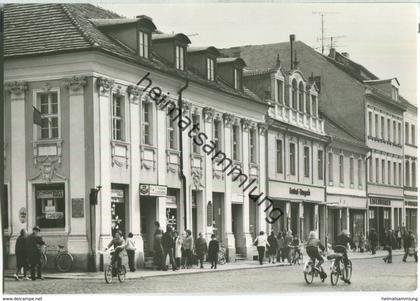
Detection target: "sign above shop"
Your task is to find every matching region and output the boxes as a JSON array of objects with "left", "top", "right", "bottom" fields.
[
  {"left": 405, "top": 201, "right": 417, "bottom": 207},
  {"left": 369, "top": 198, "right": 391, "bottom": 206},
  {"left": 289, "top": 188, "right": 310, "bottom": 197},
  {"left": 139, "top": 184, "right": 167, "bottom": 197},
  {"left": 37, "top": 190, "right": 64, "bottom": 199}
]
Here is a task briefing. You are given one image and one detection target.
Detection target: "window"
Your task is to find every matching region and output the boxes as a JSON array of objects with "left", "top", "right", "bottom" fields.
[
  {"left": 358, "top": 159, "right": 362, "bottom": 188},
  {"left": 207, "top": 58, "right": 215, "bottom": 81},
  {"left": 35, "top": 184, "right": 65, "bottom": 228},
  {"left": 232, "top": 125, "right": 240, "bottom": 161},
  {"left": 374, "top": 114, "right": 379, "bottom": 137},
  {"left": 381, "top": 116, "right": 385, "bottom": 139},
  {"left": 393, "top": 162, "right": 397, "bottom": 185},
  {"left": 350, "top": 157, "right": 354, "bottom": 186},
  {"left": 276, "top": 140, "right": 283, "bottom": 173},
  {"left": 411, "top": 124, "right": 416, "bottom": 145},
  {"left": 318, "top": 150, "right": 323, "bottom": 180},
  {"left": 398, "top": 163, "right": 402, "bottom": 186},
  {"left": 405, "top": 160, "right": 410, "bottom": 187},
  {"left": 384, "top": 210, "right": 390, "bottom": 220},
  {"left": 168, "top": 111, "right": 178, "bottom": 149},
  {"left": 38, "top": 92, "right": 59, "bottom": 139},
  {"left": 381, "top": 159, "right": 385, "bottom": 184},
  {"left": 298, "top": 82, "right": 304, "bottom": 112},
  {"left": 328, "top": 152, "right": 333, "bottom": 184},
  {"left": 213, "top": 119, "right": 221, "bottom": 151},
  {"left": 393, "top": 121, "right": 397, "bottom": 143},
  {"left": 142, "top": 102, "right": 152, "bottom": 145},
  {"left": 192, "top": 114, "right": 201, "bottom": 154},
  {"left": 249, "top": 129, "right": 256, "bottom": 163},
  {"left": 289, "top": 143, "right": 296, "bottom": 176},
  {"left": 305, "top": 94, "right": 311, "bottom": 114},
  {"left": 291, "top": 79, "right": 298, "bottom": 110},
  {"left": 277, "top": 80, "right": 284, "bottom": 104},
  {"left": 405, "top": 122, "right": 410, "bottom": 144},
  {"left": 387, "top": 160, "right": 391, "bottom": 185},
  {"left": 375, "top": 158, "right": 379, "bottom": 183},
  {"left": 369, "top": 209, "right": 375, "bottom": 219},
  {"left": 311, "top": 95, "right": 317, "bottom": 116},
  {"left": 339, "top": 155, "right": 344, "bottom": 184},
  {"left": 138, "top": 31, "right": 149, "bottom": 58},
  {"left": 112, "top": 94, "right": 124, "bottom": 141},
  {"left": 234, "top": 69, "right": 241, "bottom": 90},
  {"left": 412, "top": 162, "right": 416, "bottom": 188},
  {"left": 368, "top": 112, "right": 372, "bottom": 136},
  {"left": 304, "top": 146, "right": 310, "bottom": 177},
  {"left": 387, "top": 118, "right": 391, "bottom": 142},
  {"left": 398, "top": 123, "right": 402, "bottom": 144},
  {"left": 175, "top": 45, "right": 185, "bottom": 70},
  {"left": 369, "top": 158, "right": 373, "bottom": 182}
]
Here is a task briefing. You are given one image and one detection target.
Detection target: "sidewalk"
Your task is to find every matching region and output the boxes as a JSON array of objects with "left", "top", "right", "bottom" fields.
[{"left": 4, "top": 249, "right": 405, "bottom": 280}]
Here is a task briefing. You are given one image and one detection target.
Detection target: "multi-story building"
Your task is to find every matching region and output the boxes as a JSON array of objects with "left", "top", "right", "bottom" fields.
[
  {"left": 401, "top": 98, "right": 417, "bottom": 234},
  {"left": 242, "top": 57, "right": 329, "bottom": 242},
  {"left": 3, "top": 3, "right": 269, "bottom": 269}
]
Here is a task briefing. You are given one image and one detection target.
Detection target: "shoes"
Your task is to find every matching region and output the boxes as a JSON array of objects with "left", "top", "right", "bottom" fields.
[
  {"left": 344, "top": 279, "right": 351, "bottom": 284},
  {"left": 210, "top": 265, "right": 214, "bottom": 269},
  {"left": 402, "top": 259, "right": 407, "bottom": 262},
  {"left": 37, "top": 276, "right": 45, "bottom": 280},
  {"left": 23, "top": 276, "right": 30, "bottom": 280},
  {"left": 200, "top": 266, "right": 204, "bottom": 269},
  {"left": 13, "top": 274, "right": 19, "bottom": 281},
  {"left": 382, "top": 258, "right": 387, "bottom": 263}
]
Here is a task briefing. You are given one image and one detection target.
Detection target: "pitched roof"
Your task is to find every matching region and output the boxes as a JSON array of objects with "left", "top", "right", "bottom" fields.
[
  {"left": 4, "top": 3, "right": 265, "bottom": 106},
  {"left": 323, "top": 115, "right": 367, "bottom": 149}
]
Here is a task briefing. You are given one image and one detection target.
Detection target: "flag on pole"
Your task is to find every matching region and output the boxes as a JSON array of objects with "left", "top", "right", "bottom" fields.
[{"left": 33, "top": 106, "right": 43, "bottom": 127}]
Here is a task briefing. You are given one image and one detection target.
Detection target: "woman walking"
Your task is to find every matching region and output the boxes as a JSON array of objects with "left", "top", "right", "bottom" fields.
[
  {"left": 254, "top": 231, "right": 270, "bottom": 265},
  {"left": 174, "top": 231, "right": 183, "bottom": 268},
  {"left": 267, "top": 231, "right": 278, "bottom": 264},
  {"left": 183, "top": 230, "right": 194, "bottom": 269}
]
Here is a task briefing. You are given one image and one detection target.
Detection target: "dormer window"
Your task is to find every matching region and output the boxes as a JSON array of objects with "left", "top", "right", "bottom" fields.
[
  {"left": 392, "top": 86, "right": 399, "bottom": 101},
  {"left": 176, "top": 45, "right": 185, "bottom": 70},
  {"left": 207, "top": 58, "right": 215, "bottom": 81},
  {"left": 138, "top": 31, "right": 149, "bottom": 58},
  {"left": 234, "top": 68, "right": 241, "bottom": 90}
]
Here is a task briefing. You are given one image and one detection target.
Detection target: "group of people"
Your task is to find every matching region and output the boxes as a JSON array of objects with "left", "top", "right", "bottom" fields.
[
  {"left": 153, "top": 222, "right": 220, "bottom": 271},
  {"left": 14, "top": 226, "right": 46, "bottom": 281},
  {"left": 254, "top": 230, "right": 301, "bottom": 265}
]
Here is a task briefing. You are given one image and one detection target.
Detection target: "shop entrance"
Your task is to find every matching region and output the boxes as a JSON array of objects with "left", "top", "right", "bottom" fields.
[
  {"left": 111, "top": 185, "right": 127, "bottom": 237},
  {"left": 350, "top": 209, "right": 365, "bottom": 240},
  {"left": 406, "top": 208, "right": 417, "bottom": 234},
  {"left": 290, "top": 203, "right": 299, "bottom": 237},
  {"left": 212, "top": 193, "right": 224, "bottom": 241},
  {"left": 140, "top": 196, "right": 156, "bottom": 256},
  {"left": 232, "top": 203, "right": 243, "bottom": 252},
  {"left": 303, "top": 203, "right": 314, "bottom": 240},
  {"left": 327, "top": 208, "right": 340, "bottom": 244},
  {"left": 271, "top": 201, "right": 286, "bottom": 236},
  {"left": 369, "top": 207, "right": 391, "bottom": 245}
]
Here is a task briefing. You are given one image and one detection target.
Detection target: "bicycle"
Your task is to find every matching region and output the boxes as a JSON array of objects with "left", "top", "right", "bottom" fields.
[
  {"left": 99, "top": 247, "right": 127, "bottom": 284},
  {"left": 327, "top": 252, "right": 352, "bottom": 286},
  {"left": 303, "top": 257, "right": 327, "bottom": 284},
  {"left": 41, "top": 245, "right": 74, "bottom": 272},
  {"left": 218, "top": 245, "right": 227, "bottom": 265}
]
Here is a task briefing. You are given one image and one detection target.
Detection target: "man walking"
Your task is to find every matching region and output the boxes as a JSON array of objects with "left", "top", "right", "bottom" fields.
[
  {"left": 153, "top": 221, "right": 164, "bottom": 270},
  {"left": 369, "top": 228, "right": 378, "bottom": 255},
  {"left": 403, "top": 231, "right": 418, "bottom": 263},
  {"left": 195, "top": 232, "right": 207, "bottom": 268},
  {"left": 161, "top": 225, "right": 177, "bottom": 271},
  {"left": 26, "top": 226, "right": 45, "bottom": 281}
]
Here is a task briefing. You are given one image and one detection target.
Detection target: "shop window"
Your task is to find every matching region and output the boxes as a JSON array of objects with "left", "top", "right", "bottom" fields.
[
  {"left": 35, "top": 184, "right": 65, "bottom": 229},
  {"left": 111, "top": 187, "right": 125, "bottom": 237},
  {"left": 303, "top": 146, "right": 310, "bottom": 177},
  {"left": 38, "top": 91, "right": 59, "bottom": 139},
  {"left": 384, "top": 210, "right": 390, "bottom": 220},
  {"left": 369, "top": 209, "right": 375, "bottom": 219},
  {"left": 318, "top": 150, "right": 323, "bottom": 180},
  {"left": 289, "top": 143, "right": 296, "bottom": 176}
]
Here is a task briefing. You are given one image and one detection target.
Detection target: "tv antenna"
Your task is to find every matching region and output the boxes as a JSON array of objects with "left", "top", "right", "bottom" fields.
[
  {"left": 320, "top": 35, "right": 347, "bottom": 51},
  {"left": 312, "top": 11, "right": 340, "bottom": 54}
]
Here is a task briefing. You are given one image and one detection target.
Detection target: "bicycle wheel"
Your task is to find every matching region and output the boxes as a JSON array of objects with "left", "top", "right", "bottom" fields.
[
  {"left": 104, "top": 265, "right": 113, "bottom": 284},
  {"left": 218, "top": 253, "right": 226, "bottom": 265},
  {"left": 56, "top": 253, "right": 73, "bottom": 272},
  {"left": 118, "top": 265, "right": 126, "bottom": 283},
  {"left": 346, "top": 260, "right": 353, "bottom": 281},
  {"left": 304, "top": 271, "right": 314, "bottom": 284},
  {"left": 41, "top": 253, "right": 48, "bottom": 269},
  {"left": 330, "top": 262, "right": 339, "bottom": 286}
]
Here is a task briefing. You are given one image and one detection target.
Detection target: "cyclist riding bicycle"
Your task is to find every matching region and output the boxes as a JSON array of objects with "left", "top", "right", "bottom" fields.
[
  {"left": 332, "top": 230, "right": 356, "bottom": 284},
  {"left": 305, "top": 231, "right": 327, "bottom": 281},
  {"left": 105, "top": 231, "right": 125, "bottom": 275}
]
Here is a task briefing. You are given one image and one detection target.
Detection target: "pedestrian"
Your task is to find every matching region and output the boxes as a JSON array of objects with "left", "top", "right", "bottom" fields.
[
  {"left": 267, "top": 231, "right": 278, "bottom": 264},
  {"left": 403, "top": 231, "right": 418, "bottom": 263},
  {"left": 397, "top": 227, "right": 402, "bottom": 249},
  {"left": 26, "top": 226, "right": 45, "bottom": 281},
  {"left": 174, "top": 231, "right": 182, "bottom": 268},
  {"left": 153, "top": 221, "right": 164, "bottom": 270},
  {"left": 277, "top": 232, "right": 285, "bottom": 262},
  {"left": 161, "top": 225, "right": 177, "bottom": 271},
  {"left": 125, "top": 232, "right": 136, "bottom": 272},
  {"left": 254, "top": 231, "right": 269, "bottom": 265},
  {"left": 195, "top": 232, "right": 207, "bottom": 268},
  {"left": 180, "top": 231, "right": 187, "bottom": 269},
  {"left": 358, "top": 232, "right": 366, "bottom": 253},
  {"left": 283, "top": 230, "right": 293, "bottom": 263},
  {"left": 382, "top": 229, "right": 393, "bottom": 263},
  {"left": 183, "top": 229, "right": 194, "bottom": 269},
  {"left": 369, "top": 228, "right": 378, "bottom": 255},
  {"left": 208, "top": 234, "right": 219, "bottom": 269},
  {"left": 14, "top": 229, "right": 29, "bottom": 280}
]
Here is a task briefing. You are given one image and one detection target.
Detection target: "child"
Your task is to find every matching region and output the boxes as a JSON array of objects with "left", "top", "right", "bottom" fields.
[
  {"left": 125, "top": 232, "right": 136, "bottom": 272},
  {"left": 208, "top": 234, "right": 219, "bottom": 269},
  {"left": 14, "top": 229, "right": 29, "bottom": 280}
]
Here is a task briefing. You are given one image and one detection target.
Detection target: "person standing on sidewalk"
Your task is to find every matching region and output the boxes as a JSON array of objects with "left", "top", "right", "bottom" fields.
[
  {"left": 369, "top": 228, "right": 378, "bottom": 255},
  {"left": 162, "top": 225, "right": 177, "bottom": 271},
  {"left": 183, "top": 230, "right": 194, "bottom": 269},
  {"left": 208, "top": 234, "right": 219, "bottom": 269},
  {"left": 195, "top": 232, "right": 207, "bottom": 268},
  {"left": 267, "top": 231, "right": 278, "bottom": 264},
  {"left": 174, "top": 231, "right": 183, "bottom": 268},
  {"left": 14, "top": 229, "right": 29, "bottom": 280},
  {"left": 277, "top": 232, "right": 285, "bottom": 262},
  {"left": 26, "top": 226, "right": 45, "bottom": 281},
  {"left": 125, "top": 232, "right": 136, "bottom": 272},
  {"left": 254, "top": 231, "right": 270, "bottom": 265},
  {"left": 403, "top": 231, "right": 418, "bottom": 263},
  {"left": 153, "top": 221, "right": 164, "bottom": 270},
  {"left": 283, "top": 230, "right": 293, "bottom": 263}
]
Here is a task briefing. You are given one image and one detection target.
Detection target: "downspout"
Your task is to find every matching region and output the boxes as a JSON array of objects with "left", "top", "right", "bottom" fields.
[
  {"left": 365, "top": 149, "right": 372, "bottom": 237},
  {"left": 178, "top": 79, "right": 189, "bottom": 230},
  {"left": 324, "top": 135, "right": 332, "bottom": 250}
]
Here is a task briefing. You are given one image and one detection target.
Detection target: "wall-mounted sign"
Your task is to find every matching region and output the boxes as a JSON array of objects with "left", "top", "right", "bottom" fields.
[
  {"left": 37, "top": 190, "right": 64, "bottom": 199},
  {"left": 72, "top": 198, "right": 84, "bottom": 218},
  {"left": 139, "top": 184, "right": 167, "bottom": 197},
  {"left": 289, "top": 188, "right": 311, "bottom": 197},
  {"left": 207, "top": 201, "right": 213, "bottom": 227},
  {"left": 369, "top": 198, "right": 391, "bottom": 206},
  {"left": 19, "top": 207, "right": 27, "bottom": 224},
  {"left": 405, "top": 201, "right": 417, "bottom": 207}
]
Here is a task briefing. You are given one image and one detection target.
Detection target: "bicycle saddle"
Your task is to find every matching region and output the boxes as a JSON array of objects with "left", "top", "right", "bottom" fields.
[{"left": 326, "top": 254, "right": 342, "bottom": 260}]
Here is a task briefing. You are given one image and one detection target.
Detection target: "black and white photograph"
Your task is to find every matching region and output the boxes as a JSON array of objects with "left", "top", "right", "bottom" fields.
[{"left": 0, "top": 1, "right": 418, "bottom": 299}]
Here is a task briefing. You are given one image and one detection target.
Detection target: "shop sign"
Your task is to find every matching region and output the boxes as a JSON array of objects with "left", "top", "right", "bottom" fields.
[
  {"left": 111, "top": 189, "right": 124, "bottom": 198},
  {"left": 207, "top": 201, "right": 213, "bottom": 227},
  {"left": 19, "top": 207, "right": 27, "bottom": 224},
  {"left": 45, "top": 212, "right": 64, "bottom": 220},
  {"left": 139, "top": 184, "right": 167, "bottom": 197},
  {"left": 369, "top": 198, "right": 391, "bottom": 206},
  {"left": 72, "top": 198, "right": 84, "bottom": 218},
  {"left": 37, "top": 190, "right": 64, "bottom": 199},
  {"left": 289, "top": 187, "right": 311, "bottom": 197},
  {"left": 405, "top": 201, "right": 417, "bottom": 207}
]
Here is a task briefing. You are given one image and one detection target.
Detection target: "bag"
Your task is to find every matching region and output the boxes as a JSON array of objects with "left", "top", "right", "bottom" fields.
[{"left": 253, "top": 240, "right": 258, "bottom": 247}]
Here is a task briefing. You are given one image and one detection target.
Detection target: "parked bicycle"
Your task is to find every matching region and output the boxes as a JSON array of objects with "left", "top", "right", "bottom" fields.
[
  {"left": 303, "top": 258, "right": 327, "bottom": 284},
  {"left": 99, "top": 247, "right": 127, "bottom": 284},
  {"left": 218, "top": 245, "right": 227, "bottom": 265},
  {"left": 327, "top": 252, "right": 352, "bottom": 286},
  {"left": 41, "top": 245, "right": 74, "bottom": 272}
]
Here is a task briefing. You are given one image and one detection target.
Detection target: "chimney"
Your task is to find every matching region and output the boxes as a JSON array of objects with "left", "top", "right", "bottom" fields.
[
  {"left": 290, "top": 34, "right": 295, "bottom": 70},
  {"left": 341, "top": 52, "right": 349, "bottom": 59},
  {"left": 276, "top": 53, "right": 281, "bottom": 67},
  {"left": 328, "top": 48, "right": 336, "bottom": 59}
]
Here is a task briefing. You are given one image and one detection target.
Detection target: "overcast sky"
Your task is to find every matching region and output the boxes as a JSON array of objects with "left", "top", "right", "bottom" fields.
[{"left": 100, "top": 2, "right": 418, "bottom": 104}]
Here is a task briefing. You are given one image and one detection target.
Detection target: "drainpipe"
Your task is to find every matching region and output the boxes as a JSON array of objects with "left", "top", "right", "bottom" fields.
[
  {"left": 324, "top": 135, "right": 332, "bottom": 250},
  {"left": 178, "top": 79, "right": 189, "bottom": 230},
  {"left": 365, "top": 149, "right": 372, "bottom": 238}
]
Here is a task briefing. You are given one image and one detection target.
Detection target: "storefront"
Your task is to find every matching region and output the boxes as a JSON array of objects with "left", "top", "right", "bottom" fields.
[
  {"left": 110, "top": 185, "right": 127, "bottom": 237},
  {"left": 35, "top": 184, "right": 66, "bottom": 229},
  {"left": 405, "top": 200, "right": 417, "bottom": 234}
]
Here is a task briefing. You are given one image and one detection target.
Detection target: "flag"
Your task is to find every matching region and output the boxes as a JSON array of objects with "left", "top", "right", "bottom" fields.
[{"left": 33, "top": 106, "right": 43, "bottom": 127}]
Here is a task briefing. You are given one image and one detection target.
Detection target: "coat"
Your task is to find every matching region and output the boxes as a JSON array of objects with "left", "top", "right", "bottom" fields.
[
  {"left": 25, "top": 233, "right": 45, "bottom": 263},
  {"left": 208, "top": 240, "right": 219, "bottom": 261},
  {"left": 174, "top": 237, "right": 183, "bottom": 258},
  {"left": 15, "top": 235, "right": 27, "bottom": 266},
  {"left": 267, "top": 235, "right": 278, "bottom": 254},
  {"left": 195, "top": 237, "right": 207, "bottom": 257},
  {"left": 161, "top": 231, "right": 174, "bottom": 251},
  {"left": 369, "top": 231, "right": 378, "bottom": 246},
  {"left": 182, "top": 236, "right": 193, "bottom": 250},
  {"left": 153, "top": 230, "right": 164, "bottom": 255}
]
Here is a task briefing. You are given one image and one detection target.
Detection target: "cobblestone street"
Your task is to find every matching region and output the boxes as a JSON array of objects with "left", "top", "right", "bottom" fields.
[{"left": 4, "top": 255, "right": 417, "bottom": 294}]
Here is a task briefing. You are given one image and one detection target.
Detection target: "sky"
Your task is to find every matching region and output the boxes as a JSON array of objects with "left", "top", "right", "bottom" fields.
[{"left": 100, "top": 2, "right": 418, "bottom": 104}]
